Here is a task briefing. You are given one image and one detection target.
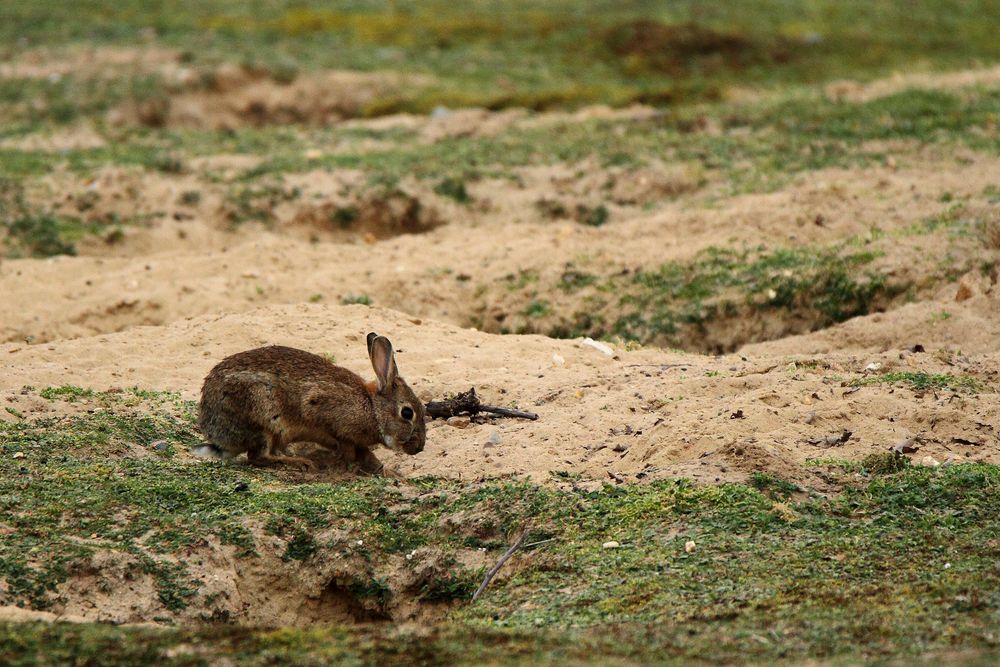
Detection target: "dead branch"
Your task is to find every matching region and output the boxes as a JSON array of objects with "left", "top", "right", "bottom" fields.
[
  {"left": 471, "top": 527, "right": 531, "bottom": 603},
  {"left": 425, "top": 387, "right": 538, "bottom": 421}
]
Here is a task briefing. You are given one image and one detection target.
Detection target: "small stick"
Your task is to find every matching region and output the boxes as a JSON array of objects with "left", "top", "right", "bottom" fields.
[
  {"left": 426, "top": 387, "right": 538, "bottom": 421},
  {"left": 471, "top": 527, "right": 530, "bottom": 603},
  {"left": 521, "top": 537, "right": 558, "bottom": 549},
  {"left": 478, "top": 405, "right": 539, "bottom": 420}
]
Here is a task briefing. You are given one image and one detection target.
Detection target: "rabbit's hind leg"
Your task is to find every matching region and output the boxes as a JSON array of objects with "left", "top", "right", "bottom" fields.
[
  {"left": 340, "top": 444, "right": 384, "bottom": 475},
  {"left": 197, "top": 408, "right": 260, "bottom": 461},
  {"left": 247, "top": 431, "right": 316, "bottom": 471}
]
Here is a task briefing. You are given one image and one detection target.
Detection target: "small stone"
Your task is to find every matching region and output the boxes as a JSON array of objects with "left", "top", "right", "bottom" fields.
[
  {"left": 684, "top": 540, "right": 696, "bottom": 553},
  {"left": 233, "top": 481, "right": 250, "bottom": 493},
  {"left": 151, "top": 440, "right": 169, "bottom": 451},
  {"left": 12, "top": 452, "right": 25, "bottom": 459},
  {"left": 919, "top": 455, "right": 941, "bottom": 468},
  {"left": 580, "top": 338, "right": 614, "bottom": 356},
  {"left": 551, "top": 353, "right": 565, "bottom": 367},
  {"left": 446, "top": 416, "right": 471, "bottom": 429},
  {"left": 486, "top": 431, "right": 502, "bottom": 446},
  {"left": 864, "top": 362, "right": 882, "bottom": 372},
  {"left": 602, "top": 541, "right": 620, "bottom": 549},
  {"left": 891, "top": 437, "right": 920, "bottom": 454}
]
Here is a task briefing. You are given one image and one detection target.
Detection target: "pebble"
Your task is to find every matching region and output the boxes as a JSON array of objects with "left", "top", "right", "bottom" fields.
[
  {"left": 551, "top": 353, "right": 565, "bottom": 367},
  {"left": 12, "top": 452, "right": 25, "bottom": 459},
  {"left": 684, "top": 540, "right": 697, "bottom": 553},
  {"left": 581, "top": 338, "right": 614, "bottom": 356},
  {"left": 919, "top": 455, "right": 941, "bottom": 468},
  {"left": 486, "top": 431, "right": 502, "bottom": 446},
  {"left": 602, "top": 541, "right": 620, "bottom": 549},
  {"left": 151, "top": 440, "right": 169, "bottom": 451},
  {"left": 446, "top": 416, "right": 471, "bottom": 429}
]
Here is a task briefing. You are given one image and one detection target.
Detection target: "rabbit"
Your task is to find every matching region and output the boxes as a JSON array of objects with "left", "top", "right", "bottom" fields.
[{"left": 193, "top": 332, "right": 425, "bottom": 471}]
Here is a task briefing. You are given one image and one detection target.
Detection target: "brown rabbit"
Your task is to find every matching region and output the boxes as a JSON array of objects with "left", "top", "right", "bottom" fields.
[{"left": 194, "top": 332, "right": 425, "bottom": 470}]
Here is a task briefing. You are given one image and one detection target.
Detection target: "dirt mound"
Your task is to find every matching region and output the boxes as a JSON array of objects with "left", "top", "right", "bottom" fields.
[
  {"left": 53, "top": 529, "right": 485, "bottom": 627},
  {"left": 291, "top": 188, "right": 444, "bottom": 241},
  {"left": 604, "top": 20, "right": 789, "bottom": 74},
  {"left": 115, "top": 63, "right": 421, "bottom": 129},
  {"left": 3, "top": 156, "right": 998, "bottom": 350},
  {"left": 824, "top": 64, "right": 1000, "bottom": 103},
  {"left": 0, "top": 46, "right": 184, "bottom": 80},
  {"left": 2, "top": 303, "right": 997, "bottom": 488}
]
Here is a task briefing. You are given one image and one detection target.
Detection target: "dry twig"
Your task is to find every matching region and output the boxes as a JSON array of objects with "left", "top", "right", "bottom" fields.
[
  {"left": 471, "top": 527, "right": 531, "bottom": 602},
  {"left": 426, "top": 387, "right": 538, "bottom": 421}
]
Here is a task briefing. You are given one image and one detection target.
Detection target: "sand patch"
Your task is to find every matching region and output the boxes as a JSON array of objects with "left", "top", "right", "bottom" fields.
[{"left": 3, "top": 303, "right": 997, "bottom": 487}]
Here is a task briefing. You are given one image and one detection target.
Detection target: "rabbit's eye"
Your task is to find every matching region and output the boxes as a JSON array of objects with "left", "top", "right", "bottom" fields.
[{"left": 401, "top": 406, "right": 414, "bottom": 420}]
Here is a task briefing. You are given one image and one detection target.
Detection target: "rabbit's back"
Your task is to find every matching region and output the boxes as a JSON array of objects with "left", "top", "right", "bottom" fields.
[
  {"left": 208, "top": 345, "right": 362, "bottom": 385},
  {"left": 198, "top": 345, "right": 371, "bottom": 454}
]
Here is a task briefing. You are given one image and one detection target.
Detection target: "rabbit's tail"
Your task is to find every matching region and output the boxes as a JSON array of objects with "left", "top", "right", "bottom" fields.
[{"left": 191, "top": 443, "right": 225, "bottom": 460}]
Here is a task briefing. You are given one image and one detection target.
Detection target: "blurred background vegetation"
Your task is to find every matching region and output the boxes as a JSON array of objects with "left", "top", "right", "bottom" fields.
[{"left": 3, "top": 0, "right": 999, "bottom": 115}]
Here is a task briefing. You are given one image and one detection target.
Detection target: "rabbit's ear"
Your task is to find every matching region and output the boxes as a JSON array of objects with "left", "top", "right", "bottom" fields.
[{"left": 369, "top": 335, "right": 398, "bottom": 393}]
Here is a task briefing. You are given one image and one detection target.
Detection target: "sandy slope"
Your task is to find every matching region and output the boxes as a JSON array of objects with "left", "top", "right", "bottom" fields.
[
  {"left": 2, "top": 298, "right": 998, "bottom": 490},
  {"left": 3, "top": 153, "right": 998, "bottom": 346}
]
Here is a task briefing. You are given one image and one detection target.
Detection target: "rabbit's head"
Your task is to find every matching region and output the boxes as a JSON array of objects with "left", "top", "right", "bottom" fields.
[{"left": 367, "top": 332, "right": 425, "bottom": 455}]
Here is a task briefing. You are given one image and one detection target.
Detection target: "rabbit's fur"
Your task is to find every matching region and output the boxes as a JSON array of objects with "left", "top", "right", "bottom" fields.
[{"left": 195, "top": 333, "right": 425, "bottom": 470}]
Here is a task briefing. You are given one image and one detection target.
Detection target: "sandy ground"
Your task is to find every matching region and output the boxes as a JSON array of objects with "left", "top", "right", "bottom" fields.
[
  {"left": 3, "top": 152, "right": 998, "bottom": 347},
  {"left": 2, "top": 295, "right": 998, "bottom": 490},
  {"left": 1, "top": 58, "right": 999, "bottom": 491}
]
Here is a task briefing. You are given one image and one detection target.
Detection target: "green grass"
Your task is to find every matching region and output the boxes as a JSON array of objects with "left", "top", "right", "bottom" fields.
[
  {"left": 433, "top": 176, "right": 472, "bottom": 204},
  {"left": 523, "top": 243, "right": 902, "bottom": 351},
  {"left": 1, "top": 0, "right": 999, "bottom": 123},
  {"left": 2, "top": 214, "right": 78, "bottom": 257},
  {"left": 2, "top": 83, "right": 997, "bottom": 214},
  {"left": 341, "top": 293, "right": 373, "bottom": 306},
  {"left": 0, "top": 391, "right": 998, "bottom": 664},
  {"left": 850, "top": 371, "right": 985, "bottom": 394},
  {"left": 220, "top": 86, "right": 999, "bottom": 192}
]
